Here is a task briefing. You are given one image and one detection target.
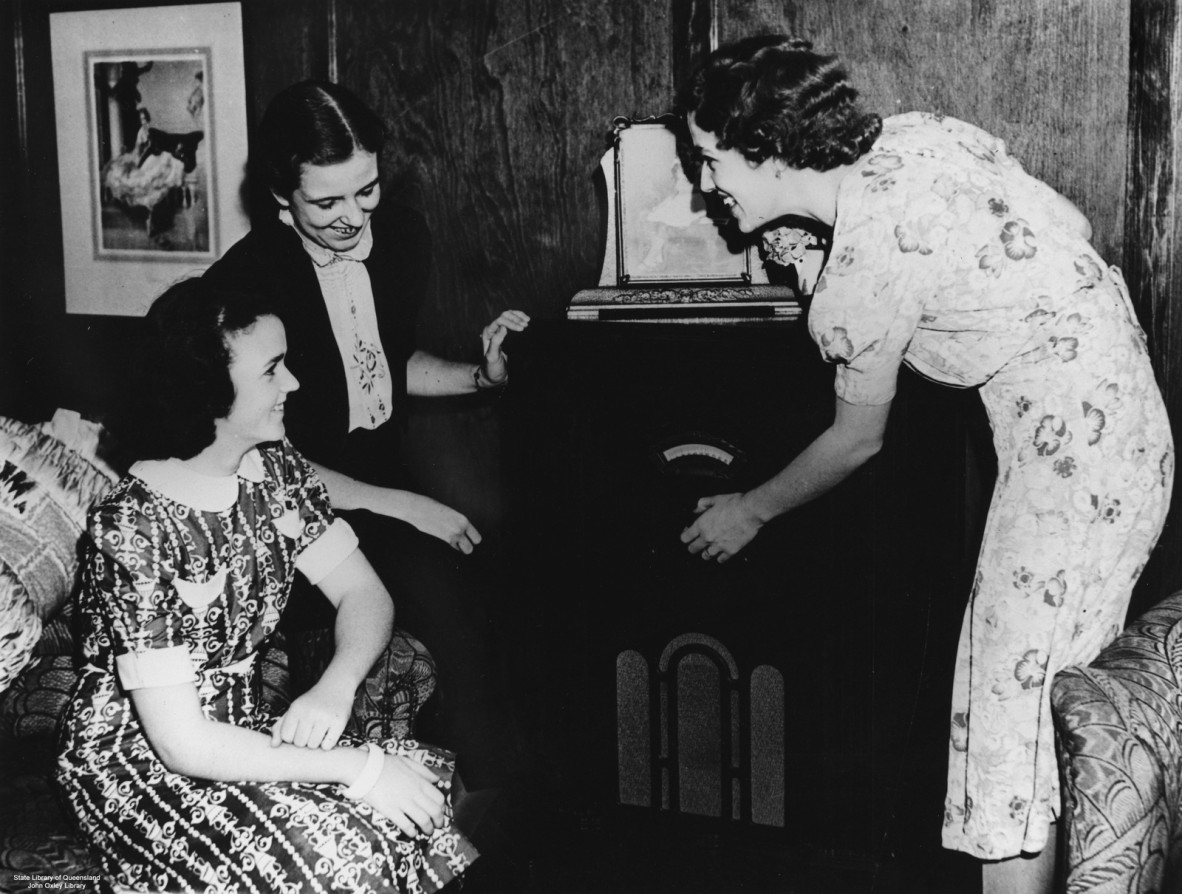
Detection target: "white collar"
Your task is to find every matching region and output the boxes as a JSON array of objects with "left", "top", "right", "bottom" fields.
[
  {"left": 278, "top": 208, "right": 374, "bottom": 267},
  {"left": 130, "top": 448, "right": 267, "bottom": 512}
]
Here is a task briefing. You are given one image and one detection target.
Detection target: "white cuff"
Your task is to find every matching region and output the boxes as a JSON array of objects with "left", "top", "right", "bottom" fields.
[{"left": 296, "top": 518, "right": 359, "bottom": 585}]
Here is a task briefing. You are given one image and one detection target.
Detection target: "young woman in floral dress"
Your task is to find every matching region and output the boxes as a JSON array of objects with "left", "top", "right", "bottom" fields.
[{"left": 676, "top": 34, "right": 1173, "bottom": 894}]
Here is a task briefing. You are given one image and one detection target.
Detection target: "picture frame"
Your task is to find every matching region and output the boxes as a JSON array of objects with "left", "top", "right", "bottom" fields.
[
  {"left": 608, "top": 116, "right": 758, "bottom": 287},
  {"left": 50, "top": 2, "right": 249, "bottom": 316},
  {"left": 570, "top": 116, "right": 798, "bottom": 322}
]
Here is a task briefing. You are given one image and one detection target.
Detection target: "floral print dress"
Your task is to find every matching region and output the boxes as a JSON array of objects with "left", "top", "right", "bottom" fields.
[
  {"left": 56, "top": 440, "right": 476, "bottom": 892},
  {"left": 807, "top": 113, "right": 1174, "bottom": 860}
]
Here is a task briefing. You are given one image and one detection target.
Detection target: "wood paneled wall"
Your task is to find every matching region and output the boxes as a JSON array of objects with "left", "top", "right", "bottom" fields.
[
  {"left": 1127, "top": 0, "right": 1182, "bottom": 597},
  {"left": 336, "top": 0, "right": 680, "bottom": 356},
  {"left": 723, "top": 0, "right": 1129, "bottom": 265},
  {"left": 4, "top": 0, "right": 1182, "bottom": 597}
]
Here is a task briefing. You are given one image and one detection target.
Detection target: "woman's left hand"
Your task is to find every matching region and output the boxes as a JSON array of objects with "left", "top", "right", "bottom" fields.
[
  {"left": 680, "top": 492, "right": 763, "bottom": 563},
  {"left": 479, "top": 310, "right": 531, "bottom": 385},
  {"left": 271, "top": 676, "right": 355, "bottom": 750}
]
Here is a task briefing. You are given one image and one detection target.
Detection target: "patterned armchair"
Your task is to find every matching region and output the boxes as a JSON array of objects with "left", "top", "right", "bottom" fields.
[
  {"left": 0, "top": 413, "right": 435, "bottom": 894},
  {"left": 1051, "top": 591, "right": 1182, "bottom": 894}
]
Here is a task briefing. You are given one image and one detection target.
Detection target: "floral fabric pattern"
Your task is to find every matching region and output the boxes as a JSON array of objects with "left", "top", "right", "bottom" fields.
[
  {"left": 56, "top": 439, "right": 475, "bottom": 892},
  {"left": 808, "top": 113, "right": 1174, "bottom": 860}
]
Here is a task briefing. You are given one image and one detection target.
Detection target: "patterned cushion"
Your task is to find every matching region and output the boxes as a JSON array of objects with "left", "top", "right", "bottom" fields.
[
  {"left": 0, "top": 414, "right": 116, "bottom": 693},
  {"left": 1051, "top": 591, "right": 1182, "bottom": 893},
  {"left": 0, "top": 655, "right": 77, "bottom": 742},
  {"left": 257, "top": 636, "right": 293, "bottom": 715},
  {"left": 0, "top": 566, "right": 40, "bottom": 700},
  {"left": 0, "top": 765, "right": 102, "bottom": 894}
]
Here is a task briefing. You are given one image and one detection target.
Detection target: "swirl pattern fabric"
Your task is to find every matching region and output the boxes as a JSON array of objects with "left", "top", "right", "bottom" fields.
[{"left": 1052, "top": 592, "right": 1182, "bottom": 893}]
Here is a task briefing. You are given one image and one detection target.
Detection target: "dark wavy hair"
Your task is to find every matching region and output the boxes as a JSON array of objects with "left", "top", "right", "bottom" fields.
[
  {"left": 676, "top": 35, "right": 882, "bottom": 171},
  {"left": 257, "top": 80, "right": 387, "bottom": 199},
  {"left": 119, "top": 278, "right": 279, "bottom": 461}
]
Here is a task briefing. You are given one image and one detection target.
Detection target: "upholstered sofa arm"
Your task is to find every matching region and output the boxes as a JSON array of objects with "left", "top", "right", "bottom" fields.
[{"left": 1051, "top": 592, "right": 1182, "bottom": 893}]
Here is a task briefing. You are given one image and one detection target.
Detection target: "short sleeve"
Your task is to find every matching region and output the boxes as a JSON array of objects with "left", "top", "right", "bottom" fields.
[
  {"left": 296, "top": 518, "right": 359, "bottom": 584},
  {"left": 808, "top": 163, "right": 937, "bottom": 406},
  {"left": 85, "top": 498, "right": 197, "bottom": 691},
  {"left": 258, "top": 441, "right": 359, "bottom": 584}
]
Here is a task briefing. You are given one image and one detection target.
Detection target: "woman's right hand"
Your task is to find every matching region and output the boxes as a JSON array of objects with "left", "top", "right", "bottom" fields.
[
  {"left": 399, "top": 492, "right": 482, "bottom": 554},
  {"left": 361, "top": 752, "right": 447, "bottom": 837}
]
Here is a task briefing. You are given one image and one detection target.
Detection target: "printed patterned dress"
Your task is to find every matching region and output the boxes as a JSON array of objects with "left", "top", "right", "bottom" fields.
[
  {"left": 56, "top": 440, "right": 477, "bottom": 893},
  {"left": 807, "top": 112, "right": 1174, "bottom": 860}
]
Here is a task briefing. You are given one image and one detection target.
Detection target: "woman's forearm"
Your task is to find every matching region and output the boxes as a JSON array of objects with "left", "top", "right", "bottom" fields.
[
  {"left": 406, "top": 349, "right": 481, "bottom": 397},
  {"left": 745, "top": 397, "right": 891, "bottom": 523},
  {"left": 324, "top": 577, "right": 395, "bottom": 692},
  {"left": 169, "top": 718, "right": 366, "bottom": 782},
  {"left": 311, "top": 463, "right": 415, "bottom": 517},
  {"left": 133, "top": 684, "right": 366, "bottom": 783},
  {"left": 268, "top": 551, "right": 395, "bottom": 751},
  {"left": 309, "top": 463, "right": 481, "bottom": 551}
]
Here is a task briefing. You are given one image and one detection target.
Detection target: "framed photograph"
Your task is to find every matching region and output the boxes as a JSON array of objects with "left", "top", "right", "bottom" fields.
[
  {"left": 50, "top": 3, "right": 249, "bottom": 315},
  {"left": 612, "top": 117, "right": 753, "bottom": 286}
]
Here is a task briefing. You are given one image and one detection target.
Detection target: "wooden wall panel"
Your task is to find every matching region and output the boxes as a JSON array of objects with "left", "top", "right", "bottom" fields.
[
  {"left": 237, "top": 0, "right": 331, "bottom": 214},
  {"left": 335, "top": 0, "right": 677, "bottom": 356},
  {"left": 718, "top": 0, "right": 1129, "bottom": 266},
  {"left": 0, "top": 1, "right": 26, "bottom": 415},
  {"left": 1125, "top": 0, "right": 1182, "bottom": 604}
]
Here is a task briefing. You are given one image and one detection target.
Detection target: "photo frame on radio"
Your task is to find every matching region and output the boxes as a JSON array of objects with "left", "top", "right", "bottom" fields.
[{"left": 612, "top": 116, "right": 755, "bottom": 287}]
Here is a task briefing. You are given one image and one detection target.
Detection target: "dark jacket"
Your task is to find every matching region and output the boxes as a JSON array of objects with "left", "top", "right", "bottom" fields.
[{"left": 204, "top": 204, "right": 431, "bottom": 486}]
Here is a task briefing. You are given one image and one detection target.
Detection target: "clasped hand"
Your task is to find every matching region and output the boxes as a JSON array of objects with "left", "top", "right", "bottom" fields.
[
  {"left": 271, "top": 684, "right": 448, "bottom": 837},
  {"left": 680, "top": 492, "right": 763, "bottom": 563},
  {"left": 271, "top": 675, "right": 354, "bottom": 750},
  {"left": 363, "top": 753, "right": 447, "bottom": 838}
]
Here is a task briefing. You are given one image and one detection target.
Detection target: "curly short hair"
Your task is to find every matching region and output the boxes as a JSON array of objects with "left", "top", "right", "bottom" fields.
[
  {"left": 676, "top": 34, "right": 882, "bottom": 171},
  {"left": 120, "top": 278, "right": 279, "bottom": 461},
  {"left": 258, "top": 80, "right": 387, "bottom": 199}
]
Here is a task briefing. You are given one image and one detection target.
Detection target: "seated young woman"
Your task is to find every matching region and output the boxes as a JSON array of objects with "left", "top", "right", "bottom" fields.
[{"left": 55, "top": 277, "right": 477, "bottom": 893}]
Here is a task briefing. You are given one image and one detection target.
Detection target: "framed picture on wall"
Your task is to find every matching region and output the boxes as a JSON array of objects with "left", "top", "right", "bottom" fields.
[{"left": 50, "top": 2, "right": 249, "bottom": 315}]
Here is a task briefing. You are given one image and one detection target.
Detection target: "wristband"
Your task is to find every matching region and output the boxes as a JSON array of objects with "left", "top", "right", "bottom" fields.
[{"left": 342, "top": 742, "right": 385, "bottom": 800}]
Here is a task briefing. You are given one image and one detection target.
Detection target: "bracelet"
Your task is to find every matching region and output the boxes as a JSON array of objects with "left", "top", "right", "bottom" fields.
[
  {"left": 341, "top": 742, "right": 384, "bottom": 800},
  {"left": 472, "top": 363, "right": 508, "bottom": 391}
]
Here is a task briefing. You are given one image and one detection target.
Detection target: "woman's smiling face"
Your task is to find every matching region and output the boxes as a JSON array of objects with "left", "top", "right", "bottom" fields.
[
  {"left": 215, "top": 315, "right": 299, "bottom": 453},
  {"left": 280, "top": 150, "right": 381, "bottom": 252},
  {"left": 687, "top": 115, "right": 787, "bottom": 234}
]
